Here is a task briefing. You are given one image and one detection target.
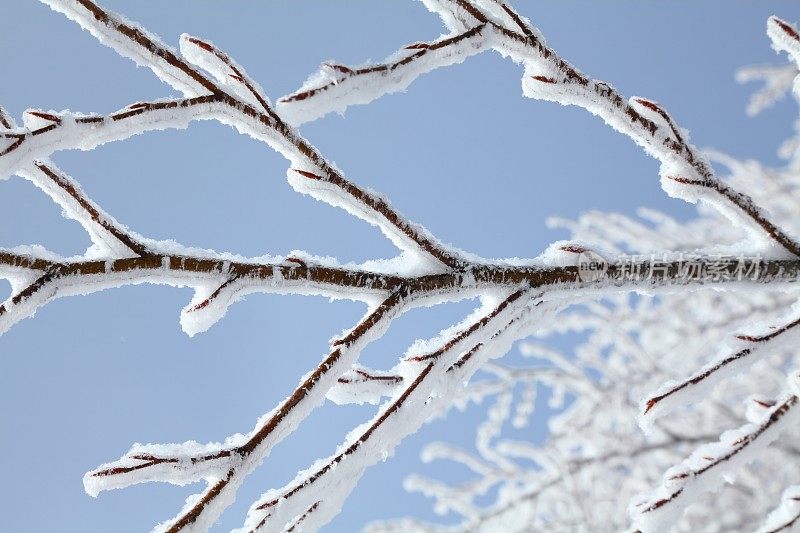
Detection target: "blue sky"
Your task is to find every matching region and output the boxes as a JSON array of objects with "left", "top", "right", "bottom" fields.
[{"left": 1, "top": 1, "right": 799, "bottom": 531}]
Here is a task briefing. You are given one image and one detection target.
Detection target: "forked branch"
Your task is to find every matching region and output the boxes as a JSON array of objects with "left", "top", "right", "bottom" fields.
[
  {"left": 633, "top": 392, "right": 800, "bottom": 531},
  {"left": 2, "top": 1, "right": 799, "bottom": 531}
]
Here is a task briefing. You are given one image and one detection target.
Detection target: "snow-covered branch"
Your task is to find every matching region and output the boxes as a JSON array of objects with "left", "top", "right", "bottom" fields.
[
  {"left": 4, "top": 0, "right": 800, "bottom": 531},
  {"left": 641, "top": 307, "right": 800, "bottom": 425},
  {"left": 632, "top": 390, "right": 800, "bottom": 532},
  {"left": 758, "top": 485, "right": 800, "bottom": 533},
  {"left": 280, "top": 0, "right": 800, "bottom": 258}
]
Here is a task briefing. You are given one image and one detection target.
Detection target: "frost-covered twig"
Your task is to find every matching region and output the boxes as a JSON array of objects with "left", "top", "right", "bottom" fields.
[
  {"left": 21, "top": 1, "right": 468, "bottom": 271},
  {"left": 27, "top": 161, "right": 149, "bottom": 256},
  {"left": 244, "top": 290, "right": 555, "bottom": 531},
  {"left": 632, "top": 391, "right": 800, "bottom": 532},
  {"left": 0, "top": 249, "right": 409, "bottom": 337},
  {"left": 5, "top": 1, "right": 800, "bottom": 531},
  {"left": 376, "top": 262, "right": 800, "bottom": 529},
  {"left": 276, "top": 25, "right": 492, "bottom": 126},
  {"left": 87, "top": 289, "right": 409, "bottom": 531},
  {"left": 641, "top": 309, "right": 800, "bottom": 424},
  {"left": 281, "top": 0, "right": 800, "bottom": 258},
  {"left": 757, "top": 486, "right": 800, "bottom": 533}
]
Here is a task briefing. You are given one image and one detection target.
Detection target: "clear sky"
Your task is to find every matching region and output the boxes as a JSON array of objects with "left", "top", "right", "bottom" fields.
[{"left": 1, "top": 1, "right": 799, "bottom": 531}]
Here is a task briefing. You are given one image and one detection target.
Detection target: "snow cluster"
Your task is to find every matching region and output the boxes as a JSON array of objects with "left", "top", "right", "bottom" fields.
[{"left": 756, "top": 485, "right": 800, "bottom": 533}]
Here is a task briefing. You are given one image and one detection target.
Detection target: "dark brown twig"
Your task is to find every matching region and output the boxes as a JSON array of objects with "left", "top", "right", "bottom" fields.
[
  {"left": 73, "top": 0, "right": 221, "bottom": 94},
  {"left": 279, "top": 25, "right": 486, "bottom": 106},
  {"left": 337, "top": 368, "right": 403, "bottom": 385},
  {"left": 183, "top": 36, "right": 276, "bottom": 119},
  {"left": 1, "top": 251, "right": 799, "bottom": 315},
  {"left": 31, "top": 162, "right": 150, "bottom": 256},
  {"left": 497, "top": 1, "right": 536, "bottom": 39},
  {"left": 406, "top": 289, "right": 525, "bottom": 362}
]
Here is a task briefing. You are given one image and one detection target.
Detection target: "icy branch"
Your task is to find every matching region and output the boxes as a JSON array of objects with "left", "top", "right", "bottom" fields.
[
  {"left": 757, "top": 485, "right": 800, "bottom": 533},
  {"left": 4, "top": 1, "right": 800, "bottom": 531},
  {"left": 87, "top": 290, "right": 408, "bottom": 531},
  {"left": 279, "top": 0, "right": 800, "bottom": 257},
  {"left": 242, "top": 290, "right": 556, "bottom": 532},
  {"left": 632, "top": 390, "right": 800, "bottom": 532},
  {"left": 641, "top": 308, "right": 800, "bottom": 426}
]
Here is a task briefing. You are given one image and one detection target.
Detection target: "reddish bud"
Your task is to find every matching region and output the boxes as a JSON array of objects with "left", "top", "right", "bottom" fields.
[
  {"left": 285, "top": 257, "right": 307, "bottom": 267},
  {"left": 188, "top": 37, "right": 214, "bottom": 52},
  {"left": 634, "top": 98, "right": 663, "bottom": 114},
  {"left": 774, "top": 18, "right": 800, "bottom": 41},
  {"left": 129, "top": 453, "right": 159, "bottom": 461},
  {"left": 292, "top": 168, "right": 323, "bottom": 180},
  {"left": 188, "top": 298, "right": 212, "bottom": 312},
  {"left": 666, "top": 175, "right": 707, "bottom": 186},
  {"left": 643, "top": 398, "right": 657, "bottom": 414},
  {"left": 27, "top": 111, "right": 61, "bottom": 123}
]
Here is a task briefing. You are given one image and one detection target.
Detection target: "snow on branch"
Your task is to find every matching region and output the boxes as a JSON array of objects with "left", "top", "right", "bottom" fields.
[
  {"left": 41, "top": 0, "right": 219, "bottom": 96},
  {"left": 329, "top": 365, "right": 404, "bottom": 406},
  {"left": 632, "top": 389, "right": 800, "bottom": 532},
  {"left": 372, "top": 284, "right": 800, "bottom": 529},
  {"left": 769, "top": 17, "right": 800, "bottom": 71},
  {"left": 25, "top": 161, "right": 149, "bottom": 256},
  {"left": 3, "top": 0, "right": 800, "bottom": 531},
  {"left": 640, "top": 307, "right": 800, "bottom": 427},
  {"left": 757, "top": 485, "right": 800, "bottom": 533},
  {"left": 280, "top": 0, "right": 800, "bottom": 258},
  {"left": 276, "top": 25, "right": 492, "bottom": 126},
  {"left": 87, "top": 289, "right": 409, "bottom": 530},
  {"left": 242, "top": 290, "right": 558, "bottom": 532}
]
